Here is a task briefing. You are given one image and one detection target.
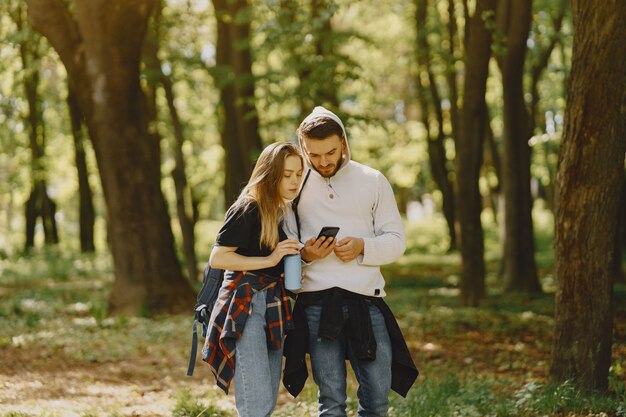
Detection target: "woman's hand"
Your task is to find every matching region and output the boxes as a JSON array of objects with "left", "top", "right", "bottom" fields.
[{"left": 268, "top": 239, "right": 302, "bottom": 266}]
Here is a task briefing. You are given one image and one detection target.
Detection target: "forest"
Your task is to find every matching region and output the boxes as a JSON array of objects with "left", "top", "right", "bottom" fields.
[{"left": 0, "top": 0, "right": 625, "bottom": 416}]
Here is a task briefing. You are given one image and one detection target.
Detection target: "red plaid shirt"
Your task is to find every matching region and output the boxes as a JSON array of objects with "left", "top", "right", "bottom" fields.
[{"left": 202, "top": 271, "right": 293, "bottom": 393}]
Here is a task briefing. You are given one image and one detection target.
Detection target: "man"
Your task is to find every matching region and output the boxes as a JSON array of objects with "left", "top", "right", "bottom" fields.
[{"left": 283, "top": 106, "right": 418, "bottom": 417}]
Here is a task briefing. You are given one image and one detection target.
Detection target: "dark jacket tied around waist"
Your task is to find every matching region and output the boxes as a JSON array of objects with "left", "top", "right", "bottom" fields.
[
  {"left": 202, "top": 270, "right": 293, "bottom": 393},
  {"left": 282, "top": 287, "right": 419, "bottom": 398}
]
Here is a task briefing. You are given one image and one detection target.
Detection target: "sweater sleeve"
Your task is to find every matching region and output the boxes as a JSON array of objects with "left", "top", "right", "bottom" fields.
[{"left": 359, "top": 173, "right": 406, "bottom": 266}]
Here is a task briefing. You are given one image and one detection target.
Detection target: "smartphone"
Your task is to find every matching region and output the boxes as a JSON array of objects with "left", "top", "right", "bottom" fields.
[{"left": 316, "top": 226, "right": 340, "bottom": 240}]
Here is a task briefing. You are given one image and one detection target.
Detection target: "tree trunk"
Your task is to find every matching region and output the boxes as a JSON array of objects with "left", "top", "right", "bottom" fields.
[
  {"left": 311, "top": 0, "right": 339, "bottom": 110},
  {"left": 550, "top": 0, "right": 626, "bottom": 392},
  {"left": 496, "top": 0, "right": 541, "bottom": 293},
  {"left": 16, "top": 12, "right": 59, "bottom": 250},
  {"left": 24, "top": 183, "right": 59, "bottom": 248},
  {"left": 67, "top": 86, "right": 95, "bottom": 253},
  {"left": 455, "top": 0, "right": 497, "bottom": 306},
  {"left": 163, "top": 76, "right": 200, "bottom": 283},
  {"left": 528, "top": 0, "right": 567, "bottom": 136},
  {"left": 415, "top": 0, "right": 457, "bottom": 251},
  {"left": 610, "top": 171, "right": 626, "bottom": 282},
  {"left": 214, "top": 0, "right": 263, "bottom": 206},
  {"left": 483, "top": 111, "right": 501, "bottom": 218},
  {"left": 144, "top": 6, "right": 199, "bottom": 283},
  {"left": 26, "top": 0, "right": 193, "bottom": 315},
  {"left": 446, "top": 0, "right": 460, "bottom": 144}
]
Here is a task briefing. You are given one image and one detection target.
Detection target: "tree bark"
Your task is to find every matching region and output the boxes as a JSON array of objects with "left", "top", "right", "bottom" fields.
[
  {"left": 455, "top": 0, "right": 497, "bottom": 306},
  {"left": 67, "top": 86, "right": 95, "bottom": 253},
  {"left": 415, "top": 0, "right": 457, "bottom": 251},
  {"left": 496, "top": 0, "right": 541, "bottom": 293},
  {"left": 26, "top": 0, "right": 193, "bottom": 315},
  {"left": 214, "top": 0, "right": 263, "bottom": 206},
  {"left": 550, "top": 0, "right": 626, "bottom": 392},
  {"left": 612, "top": 174, "right": 626, "bottom": 282}
]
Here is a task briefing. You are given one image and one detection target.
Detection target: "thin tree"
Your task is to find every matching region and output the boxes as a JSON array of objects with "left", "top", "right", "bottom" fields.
[
  {"left": 213, "top": 0, "right": 263, "bottom": 206},
  {"left": 144, "top": 3, "right": 199, "bottom": 282},
  {"left": 527, "top": 0, "right": 568, "bottom": 213},
  {"left": 13, "top": 7, "right": 60, "bottom": 250},
  {"left": 455, "top": 0, "right": 497, "bottom": 306},
  {"left": 274, "top": 0, "right": 343, "bottom": 117},
  {"left": 26, "top": 0, "right": 194, "bottom": 315},
  {"left": 414, "top": 0, "right": 457, "bottom": 251},
  {"left": 550, "top": 0, "right": 626, "bottom": 392},
  {"left": 67, "top": 86, "right": 95, "bottom": 253},
  {"left": 495, "top": 0, "right": 541, "bottom": 293},
  {"left": 445, "top": 0, "right": 460, "bottom": 144}
]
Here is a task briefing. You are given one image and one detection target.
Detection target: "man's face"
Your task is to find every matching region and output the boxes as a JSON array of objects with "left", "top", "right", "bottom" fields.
[{"left": 302, "top": 134, "right": 346, "bottom": 178}]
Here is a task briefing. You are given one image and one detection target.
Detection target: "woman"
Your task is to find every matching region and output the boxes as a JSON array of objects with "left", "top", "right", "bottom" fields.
[{"left": 202, "top": 141, "right": 303, "bottom": 417}]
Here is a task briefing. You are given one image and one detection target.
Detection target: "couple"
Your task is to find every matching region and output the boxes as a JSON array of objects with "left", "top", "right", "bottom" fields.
[{"left": 203, "top": 107, "right": 418, "bottom": 417}]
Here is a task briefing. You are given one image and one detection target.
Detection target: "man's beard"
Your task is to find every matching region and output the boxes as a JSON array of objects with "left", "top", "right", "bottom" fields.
[{"left": 314, "top": 154, "right": 344, "bottom": 178}]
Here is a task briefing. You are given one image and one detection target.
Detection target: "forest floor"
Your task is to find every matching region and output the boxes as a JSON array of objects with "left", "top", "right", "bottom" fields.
[{"left": 1, "top": 247, "right": 625, "bottom": 417}]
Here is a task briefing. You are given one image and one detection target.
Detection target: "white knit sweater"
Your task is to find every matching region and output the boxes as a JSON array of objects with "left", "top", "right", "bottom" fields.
[{"left": 283, "top": 107, "right": 406, "bottom": 297}]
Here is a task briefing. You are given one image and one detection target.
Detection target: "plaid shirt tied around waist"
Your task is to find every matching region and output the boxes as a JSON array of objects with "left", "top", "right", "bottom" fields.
[{"left": 202, "top": 270, "right": 294, "bottom": 393}]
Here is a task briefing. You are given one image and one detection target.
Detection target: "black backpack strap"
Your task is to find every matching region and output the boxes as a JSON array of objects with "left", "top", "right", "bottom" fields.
[
  {"left": 292, "top": 169, "right": 312, "bottom": 241},
  {"left": 187, "top": 310, "right": 201, "bottom": 376},
  {"left": 187, "top": 261, "right": 224, "bottom": 377}
]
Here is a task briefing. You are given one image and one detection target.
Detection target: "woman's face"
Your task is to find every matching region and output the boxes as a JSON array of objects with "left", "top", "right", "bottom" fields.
[{"left": 279, "top": 155, "right": 304, "bottom": 200}]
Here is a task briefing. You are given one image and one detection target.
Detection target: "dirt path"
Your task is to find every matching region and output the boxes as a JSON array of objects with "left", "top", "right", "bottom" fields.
[{"left": 0, "top": 345, "right": 236, "bottom": 416}]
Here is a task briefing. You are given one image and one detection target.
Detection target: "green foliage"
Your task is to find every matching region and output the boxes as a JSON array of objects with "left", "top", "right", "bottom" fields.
[
  {"left": 390, "top": 376, "right": 626, "bottom": 417},
  {"left": 172, "top": 389, "right": 229, "bottom": 417}
]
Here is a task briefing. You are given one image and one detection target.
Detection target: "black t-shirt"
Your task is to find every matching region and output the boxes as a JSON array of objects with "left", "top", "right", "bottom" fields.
[{"left": 215, "top": 201, "right": 286, "bottom": 277}]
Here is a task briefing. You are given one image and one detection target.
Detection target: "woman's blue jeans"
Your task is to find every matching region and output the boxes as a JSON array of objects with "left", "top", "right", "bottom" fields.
[
  {"left": 305, "top": 302, "right": 392, "bottom": 417},
  {"left": 233, "top": 290, "right": 283, "bottom": 417}
]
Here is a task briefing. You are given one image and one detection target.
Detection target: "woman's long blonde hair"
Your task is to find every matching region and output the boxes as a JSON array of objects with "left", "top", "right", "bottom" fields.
[{"left": 232, "top": 142, "right": 302, "bottom": 249}]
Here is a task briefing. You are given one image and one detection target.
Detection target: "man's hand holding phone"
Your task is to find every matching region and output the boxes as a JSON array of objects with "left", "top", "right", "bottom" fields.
[
  {"left": 300, "top": 227, "right": 339, "bottom": 262},
  {"left": 333, "top": 237, "right": 364, "bottom": 262}
]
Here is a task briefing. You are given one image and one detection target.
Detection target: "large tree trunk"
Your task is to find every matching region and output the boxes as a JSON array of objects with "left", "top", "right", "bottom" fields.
[
  {"left": 67, "top": 86, "right": 95, "bottom": 253},
  {"left": 214, "top": 0, "right": 263, "bottom": 206},
  {"left": 496, "top": 0, "right": 541, "bottom": 293},
  {"left": 26, "top": 0, "right": 193, "bottom": 315},
  {"left": 455, "top": 0, "right": 497, "bottom": 306},
  {"left": 415, "top": 0, "right": 457, "bottom": 251},
  {"left": 550, "top": 0, "right": 626, "bottom": 392}
]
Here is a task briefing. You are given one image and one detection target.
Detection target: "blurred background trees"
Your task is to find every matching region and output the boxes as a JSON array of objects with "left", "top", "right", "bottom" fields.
[{"left": 0, "top": 0, "right": 624, "bottom": 393}]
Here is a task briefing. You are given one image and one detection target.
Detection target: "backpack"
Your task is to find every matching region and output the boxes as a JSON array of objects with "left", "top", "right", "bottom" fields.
[
  {"left": 186, "top": 169, "right": 311, "bottom": 376},
  {"left": 186, "top": 262, "right": 225, "bottom": 376}
]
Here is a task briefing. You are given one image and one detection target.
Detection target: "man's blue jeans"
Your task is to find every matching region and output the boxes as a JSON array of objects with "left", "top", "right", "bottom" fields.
[
  {"left": 233, "top": 290, "right": 283, "bottom": 417},
  {"left": 305, "top": 301, "right": 393, "bottom": 417}
]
